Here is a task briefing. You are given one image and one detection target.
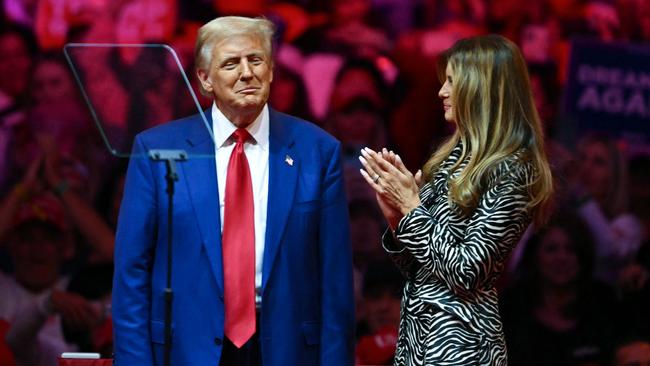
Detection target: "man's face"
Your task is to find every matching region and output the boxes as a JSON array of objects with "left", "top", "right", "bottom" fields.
[
  {"left": 197, "top": 35, "right": 273, "bottom": 126},
  {"left": 9, "top": 224, "right": 63, "bottom": 293}
]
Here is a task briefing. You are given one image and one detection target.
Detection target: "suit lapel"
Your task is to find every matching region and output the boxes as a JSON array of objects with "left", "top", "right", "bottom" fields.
[
  {"left": 180, "top": 109, "right": 298, "bottom": 295},
  {"left": 262, "top": 110, "right": 298, "bottom": 292},
  {"left": 181, "top": 111, "right": 225, "bottom": 294}
]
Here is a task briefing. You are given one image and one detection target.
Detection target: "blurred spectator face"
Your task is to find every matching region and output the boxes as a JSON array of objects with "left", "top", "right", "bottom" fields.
[
  {"left": 488, "top": 0, "right": 520, "bottom": 23},
  {"left": 29, "top": 100, "right": 91, "bottom": 158},
  {"left": 0, "top": 32, "right": 31, "bottom": 98},
  {"left": 344, "top": 165, "right": 376, "bottom": 205},
  {"left": 584, "top": 1, "right": 620, "bottom": 41},
  {"left": 9, "top": 222, "right": 65, "bottom": 292},
  {"left": 438, "top": 64, "right": 456, "bottom": 123},
  {"left": 615, "top": 341, "right": 650, "bottom": 366},
  {"left": 577, "top": 140, "right": 611, "bottom": 202},
  {"left": 521, "top": 25, "right": 551, "bottom": 63},
  {"left": 361, "top": 259, "right": 403, "bottom": 335},
  {"left": 197, "top": 35, "right": 273, "bottom": 125},
  {"left": 549, "top": 0, "right": 582, "bottom": 19},
  {"left": 330, "top": 68, "right": 383, "bottom": 113},
  {"left": 329, "top": 66, "right": 386, "bottom": 147},
  {"left": 350, "top": 208, "right": 382, "bottom": 260},
  {"left": 447, "top": 0, "right": 466, "bottom": 17},
  {"left": 31, "top": 60, "right": 77, "bottom": 104},
  {"left": 364, "top": 289, "right": 401, "bottom": 333},
  {"left": 331, "top": 98, "right": 382, "bottom": 146},
  {"left": 333, "top": 0, "right": 370, "bottom": 24},
  {"left": 536, "top": 227, "right": 579, "bottom": 287}
]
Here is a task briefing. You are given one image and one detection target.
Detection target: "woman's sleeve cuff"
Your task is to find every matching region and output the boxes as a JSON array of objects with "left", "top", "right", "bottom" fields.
[
  {"left": 382, "top": 227, "right": 406, "bottom": 253},
  {"left": 395, "top": 205, "right": 432, "bottom": 238}
]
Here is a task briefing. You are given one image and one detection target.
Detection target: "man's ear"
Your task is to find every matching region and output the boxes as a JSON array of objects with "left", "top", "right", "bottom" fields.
[{"left": 196, "top": 68, "right": 213, "bottom": 93}]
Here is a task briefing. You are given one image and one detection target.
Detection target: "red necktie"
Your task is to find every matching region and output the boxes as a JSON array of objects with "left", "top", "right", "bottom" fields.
[{"left": 222, "top": 128, "right": 256, "bottom": 348}]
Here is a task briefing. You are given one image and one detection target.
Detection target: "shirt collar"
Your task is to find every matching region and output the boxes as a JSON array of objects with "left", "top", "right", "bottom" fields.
[{"left": 211, "top": 102, "right": 269, "bottom": 150}]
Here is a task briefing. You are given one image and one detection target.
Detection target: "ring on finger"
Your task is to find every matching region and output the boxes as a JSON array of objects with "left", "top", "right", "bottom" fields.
[{"left": 372, "top": 174, "right": 380, "bottom": 184}]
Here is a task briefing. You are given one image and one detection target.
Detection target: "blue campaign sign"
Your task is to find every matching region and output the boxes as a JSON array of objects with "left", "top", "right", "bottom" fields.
[{"left": 562, "top": 38, "right": 650, "bottom": 140}]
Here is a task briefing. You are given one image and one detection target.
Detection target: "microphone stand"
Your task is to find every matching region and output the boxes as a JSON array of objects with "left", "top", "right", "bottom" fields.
[{"left": 148, "top": 149, "right": 187, "bottom": 366}]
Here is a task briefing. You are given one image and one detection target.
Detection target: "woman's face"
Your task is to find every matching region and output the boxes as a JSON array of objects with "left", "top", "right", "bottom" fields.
[
  {"left": 536, "top": 227, "right": 579, "bottom": 287},
  {"left": 31, "top": 60, "right": 76, "bottom": 104},
  {"left": 577, "top": 141, "right": 612, "bottom": 201},
  {"left": 438, "top": 63, "right": 456, "bottom": 123}
]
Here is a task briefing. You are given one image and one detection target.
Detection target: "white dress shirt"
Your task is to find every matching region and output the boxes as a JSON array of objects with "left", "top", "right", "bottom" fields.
[{"left": 212, "top": 103, "right": 269, "bottom": 304}]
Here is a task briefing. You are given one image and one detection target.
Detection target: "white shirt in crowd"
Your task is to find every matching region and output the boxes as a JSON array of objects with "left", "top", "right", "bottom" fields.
[{"left": 0, "top": 273, "right": 75, "bottom": 366}]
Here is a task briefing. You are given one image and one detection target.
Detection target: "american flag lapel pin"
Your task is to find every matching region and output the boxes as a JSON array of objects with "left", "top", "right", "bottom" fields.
[{"left": 285, "top": 155, "right": 294, "bottom": 166}]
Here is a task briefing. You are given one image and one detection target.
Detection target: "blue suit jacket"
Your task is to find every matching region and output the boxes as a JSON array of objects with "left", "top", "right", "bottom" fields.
[{"left": 112, "top": 109, "right": 355, "bottom": 365}]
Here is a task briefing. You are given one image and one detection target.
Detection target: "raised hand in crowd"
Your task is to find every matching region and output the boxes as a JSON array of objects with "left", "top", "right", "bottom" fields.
[
  {"left": 49, "top": 290, "right": 102, "bottom": 333},
  {"left": 41, "top": 146, "right": 115, "bottom": 262}
]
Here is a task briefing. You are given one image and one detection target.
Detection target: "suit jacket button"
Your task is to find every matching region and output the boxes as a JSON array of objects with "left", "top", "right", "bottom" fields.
[{"left": 214, "top": 337, "right": 222, "bottom": 346}]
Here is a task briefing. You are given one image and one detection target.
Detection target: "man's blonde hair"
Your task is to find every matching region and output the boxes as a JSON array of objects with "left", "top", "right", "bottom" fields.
[{"left": 194, "top": 16, "right": 275, "bottom": 95}]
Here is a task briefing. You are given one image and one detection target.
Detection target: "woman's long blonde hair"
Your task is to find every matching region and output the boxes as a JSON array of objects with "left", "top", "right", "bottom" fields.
[{"left": 423, "top": 35, "right": 553, "bottom": 226}]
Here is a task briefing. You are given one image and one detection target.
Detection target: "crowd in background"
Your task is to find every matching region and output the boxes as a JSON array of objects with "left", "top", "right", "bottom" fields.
[{"left": 1, "top": 0, "right": 650, "bottom": 365}]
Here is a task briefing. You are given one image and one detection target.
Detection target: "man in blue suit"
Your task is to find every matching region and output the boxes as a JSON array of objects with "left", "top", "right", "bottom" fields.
[{"left": 112, "top": 16, "right": 355, "bottom": 365}]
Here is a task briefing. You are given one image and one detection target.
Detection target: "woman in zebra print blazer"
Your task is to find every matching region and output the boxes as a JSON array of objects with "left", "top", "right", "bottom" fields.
[{"left": 359, "top": 35, "right": 554, "bottom": 365}]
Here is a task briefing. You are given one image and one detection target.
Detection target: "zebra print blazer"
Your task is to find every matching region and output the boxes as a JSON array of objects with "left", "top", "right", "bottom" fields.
[{"left": 383, "top": 142, "right": 536, "bottom": 364}]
